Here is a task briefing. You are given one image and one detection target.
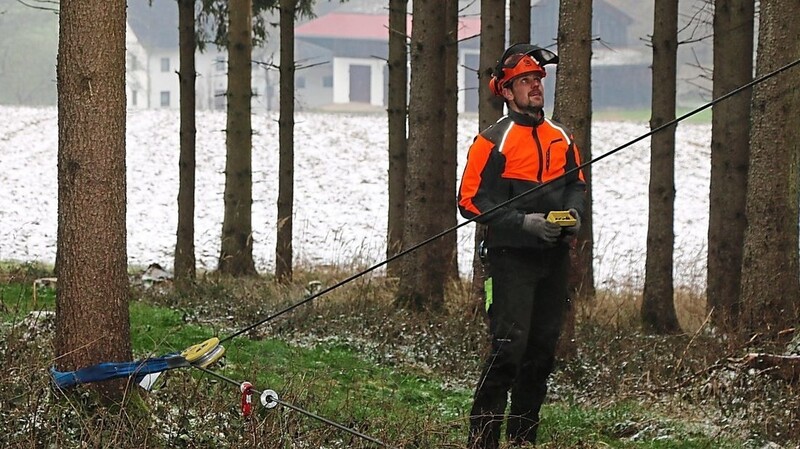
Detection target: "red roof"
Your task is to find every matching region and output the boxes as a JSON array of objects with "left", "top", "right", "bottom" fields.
[{"left": 296, "top": 12, "right": 480, "bottom": 41}]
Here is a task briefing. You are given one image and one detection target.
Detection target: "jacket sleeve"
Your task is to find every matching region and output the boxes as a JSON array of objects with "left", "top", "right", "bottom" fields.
[{"left": 457, "top": 135, "right": 525, "bottom": 230}]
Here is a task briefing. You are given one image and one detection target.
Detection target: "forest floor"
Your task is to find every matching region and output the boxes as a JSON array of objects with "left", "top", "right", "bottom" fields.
[{"left": 1, "top": 262, "right": 798, "bottom": 448}]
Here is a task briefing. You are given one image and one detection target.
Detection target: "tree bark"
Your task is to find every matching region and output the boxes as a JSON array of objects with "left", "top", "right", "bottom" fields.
[
  {"left": 509, "top": 0, "right": 531, "bottom": 45},
  {"left": 387, "top": 0, "right": 408, "bottom": 279},
  {"left": 443, "top": 0, "right": 459, "bottom": 282},
  {"left": 553, "top": 0, "right": 593, "bottom": 357},
  {"left": 276, "top": 0, "right": 295, "bottom": 282},
  {"left": 642, "top": 0, "right": 681, "bottom": 334},
  {"left": 739, "top": 0, "right": 800, "bottom": 334},
  {"left": 55, "top": 0, "right": 131, "bottom": 399},
  {"left": 470, "top": 0, "right": 505, "bottom": 314},
  {"left": 706, "top": 0, "right": 754, "bottom": 331},
  {"left": 219, "top": 0, "right": 257, "bottom": 276},
  {"left": 175, "top": 0, "right": 197, "bottom": 286},
  {"left": 396, "top": 0, "right": 448, "bottom": 311}
]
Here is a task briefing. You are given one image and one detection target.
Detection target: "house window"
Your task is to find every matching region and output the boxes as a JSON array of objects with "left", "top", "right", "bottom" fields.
[
  {"left": 160, "top": 57, "right": 170, "bottom": 72},
  {"left": 322, "top": 76, "right": 333, "bottom": 88},
  {"left": 160, "top": 91, "right": 170, "bottom": 107},
  {"left": 296, "top": 76, "right": 306, "bottom": 89}
]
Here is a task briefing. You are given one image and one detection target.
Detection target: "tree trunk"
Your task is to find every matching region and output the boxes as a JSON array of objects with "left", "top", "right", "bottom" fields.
[
  {"left": 276, "top": 0, "right": 295, "bottom": 282},
  {"left": 55, "top": 0, "right": 131, "bottom": 399},
  {"left": 395, "top": 0, "right": 447, "bottom": 312},
  {"left": 509, "top": 0, "right": 531, "bottom": 45},
  {"left": 707, "top": 0, "right": 754, "bottom": 331},
  {"left": 219, "top": 0, "right": 257, "bottom": 276},
  {"left": 175, "top": 0, "right": 197, "bottom": 287},
  {"left": 387, "top": 0, "right": 408, "bottom": 279},
  {"left": 470, "top": 0, "right": 505, "bottom": 314},
  {"left": 739, "top": 0, "right": 800, "bottom": 334},
  {"left": 443, "top": 0, "right": 459, "bottom": 282},
  {"left": 553, "top": 0, "right": 593, "bottom": 357},
  {"left": 642, "top": 0, "right": 681, "bottom": 334}
]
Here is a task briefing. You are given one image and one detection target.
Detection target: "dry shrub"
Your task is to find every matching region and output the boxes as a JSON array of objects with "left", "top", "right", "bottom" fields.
[{"left": 578, "top": 285, "right": 708, "bottom": 334}]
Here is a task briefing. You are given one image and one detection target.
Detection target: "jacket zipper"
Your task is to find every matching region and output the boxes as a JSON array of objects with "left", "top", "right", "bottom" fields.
[{"left": 532, "top": 128, "right": 544, "bottom": 182}]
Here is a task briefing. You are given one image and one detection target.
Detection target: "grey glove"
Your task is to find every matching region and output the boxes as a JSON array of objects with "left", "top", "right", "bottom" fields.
[
  {"left": 521, "top": 213, "right": 562, "bottom": 243},
  {"left": 564, "top": 208, "right": 581, "bottom": 235}
]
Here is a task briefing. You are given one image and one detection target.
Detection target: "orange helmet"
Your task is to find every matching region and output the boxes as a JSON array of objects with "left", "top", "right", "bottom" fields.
[{"left": 489, "top": 44, "right": 559, "bottom": 96}]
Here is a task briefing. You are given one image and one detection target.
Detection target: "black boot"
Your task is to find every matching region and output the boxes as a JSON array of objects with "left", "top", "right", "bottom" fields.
[{"left": 467, "top": 412, "right": 502, "bottom": 449}]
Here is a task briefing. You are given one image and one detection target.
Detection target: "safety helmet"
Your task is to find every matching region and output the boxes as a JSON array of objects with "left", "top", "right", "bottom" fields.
[{"left": 489, "top": 43, "right": 559, "bottom": 96}]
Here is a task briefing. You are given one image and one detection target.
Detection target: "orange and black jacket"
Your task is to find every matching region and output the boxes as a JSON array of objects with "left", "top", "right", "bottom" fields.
[{"left": 458, "top": 110, "right": 586, "bottom": 249}]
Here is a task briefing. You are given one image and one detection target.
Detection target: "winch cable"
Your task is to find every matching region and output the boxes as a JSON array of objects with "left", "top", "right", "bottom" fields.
[
  {"left": 193, "top": 366, "right": 395, "bottom": 448},
  {"left": 221, "top": 55, "right": 800, "bottom": 346},
  {"left": 192, "top": 57, "right": 800, "bottom": 448}
]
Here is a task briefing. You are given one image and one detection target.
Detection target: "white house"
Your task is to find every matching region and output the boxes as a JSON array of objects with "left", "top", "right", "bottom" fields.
[
  {"left": 127, "top": 0, "right": 275, "bottom": 112},
  {"left": 125, "top": 0, "right": 648, "bottom": 113}
]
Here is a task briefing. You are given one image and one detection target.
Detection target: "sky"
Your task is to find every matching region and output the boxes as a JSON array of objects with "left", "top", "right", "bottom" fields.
[{"left": 0, "top": 106, "right": 713, "bottom": 291}]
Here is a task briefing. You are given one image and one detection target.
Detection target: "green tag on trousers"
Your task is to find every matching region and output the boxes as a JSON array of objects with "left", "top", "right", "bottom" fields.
[{"left": 484, "top": 277, "right": 493, "bottom": 312}]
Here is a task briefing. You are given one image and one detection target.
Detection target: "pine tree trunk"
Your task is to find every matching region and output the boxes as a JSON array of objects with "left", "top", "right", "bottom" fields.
[
  {"left": 470, "top": 0, "right": 505, "bottom": 314},
  {"left": 443, "top": 0, "right": 459, "bottom": 282},
  {"left": 642, "top": 0, "right": 681, "bottom": 334},
  {"left": 55, "top": 0, "right": 131, "bottom": 399},
  {"left": 707, "top": 0, "right": 754, "bottom": 331},
  {"left": 387, "top": 0, "right": 408, "bottom": 279},
  {"left": 219, "top": 0, "right": 257, "bottom": 276},
  {"left": 396, "top": 0, "right": 447, "bottom": 311},
  {"left": 509, "top": 0, "right": 531, "bottom": 45},
  {"left": 739, "top": 0, "right": 800, "bottom": 334},
  {"left": 553, "top": 0, "right": 593, "bottom": 357},
  {"left": 175, "top": 0, "right": 197, "bottom": 286},
  {"left": 276, "top": 0, "right": 295, "bottom": 282}
]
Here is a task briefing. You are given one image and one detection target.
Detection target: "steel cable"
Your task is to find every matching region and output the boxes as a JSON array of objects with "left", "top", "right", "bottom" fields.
[
  {"left": 221, "top": 56, "right": 800, "bottom": 345},
  {"left": 193, "top": 366, "right": 396, "bottom": 448}
]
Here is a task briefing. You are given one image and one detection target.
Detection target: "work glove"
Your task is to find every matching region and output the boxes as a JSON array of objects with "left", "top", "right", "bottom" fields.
[
  {"left": 521, "top": 213, "right": 561, "bottom": 243},
  {"left": 564, "top": 208, "right": 581, "bottom": 236}
]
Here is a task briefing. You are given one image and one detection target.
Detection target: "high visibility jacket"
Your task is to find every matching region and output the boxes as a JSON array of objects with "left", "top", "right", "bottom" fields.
[{"left": 458, "top": 110, "right": 586, "bottom": 249}]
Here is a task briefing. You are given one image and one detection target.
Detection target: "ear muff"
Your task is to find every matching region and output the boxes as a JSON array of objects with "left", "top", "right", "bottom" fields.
[{"left": 489, "top": 77, "right": 502, "bottom": 96}]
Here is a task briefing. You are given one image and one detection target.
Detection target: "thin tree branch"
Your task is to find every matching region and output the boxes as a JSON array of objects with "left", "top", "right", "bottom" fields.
[{"left": 15, "top": 0, "right": 58, "bottom": 13}]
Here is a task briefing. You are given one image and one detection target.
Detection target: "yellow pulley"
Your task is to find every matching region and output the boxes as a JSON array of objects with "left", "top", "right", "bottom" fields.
[{"left": 182, "top": 337, "right": 225, "bottom": 368}]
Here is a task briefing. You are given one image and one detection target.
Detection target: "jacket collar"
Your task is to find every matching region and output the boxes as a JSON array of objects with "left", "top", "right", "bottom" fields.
[{"left": 508, "top": 109, "right": 545, "bottom": 127}]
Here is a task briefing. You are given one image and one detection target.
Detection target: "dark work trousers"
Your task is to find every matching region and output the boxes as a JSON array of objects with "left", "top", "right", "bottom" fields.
[{"left": 468, "top": 245, "right": 569, "bottom": 449}]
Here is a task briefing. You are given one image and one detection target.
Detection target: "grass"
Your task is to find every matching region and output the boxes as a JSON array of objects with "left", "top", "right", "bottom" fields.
[{"left": 1, "top": 265, "right": 796, "bottom": 448}]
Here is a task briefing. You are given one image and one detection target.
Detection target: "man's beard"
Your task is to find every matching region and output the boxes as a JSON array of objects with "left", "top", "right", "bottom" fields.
[{"left": 514, "top": 100, "right": 543, "bottom": 117}]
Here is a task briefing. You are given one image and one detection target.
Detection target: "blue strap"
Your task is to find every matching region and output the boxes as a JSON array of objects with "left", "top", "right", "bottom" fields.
[{"left": 50, "top": 354, "right": 189, "bottom": 389}]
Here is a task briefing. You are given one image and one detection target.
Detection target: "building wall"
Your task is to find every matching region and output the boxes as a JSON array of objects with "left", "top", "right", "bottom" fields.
[
  {"left": 331, "top": 57, "right": 385, "bottom": 106},
  {"left": 294, "top": 63, "right": 334, "bottom": 110},
  {"left": 138, "top": 47, "right": 271, "bottom": 112},
  {"left": 125, "top": 24, "right": 149, "bottom": 110}
]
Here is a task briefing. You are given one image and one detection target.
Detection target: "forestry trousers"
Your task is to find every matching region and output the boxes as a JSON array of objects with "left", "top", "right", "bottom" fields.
[{"left": 468, "top": 245, "right": 569, "bottom": 449}]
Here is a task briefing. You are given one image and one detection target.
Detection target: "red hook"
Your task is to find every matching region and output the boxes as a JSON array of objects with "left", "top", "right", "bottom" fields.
[{"left": 240, "top": 381, "right": 253, "bottom": 418}]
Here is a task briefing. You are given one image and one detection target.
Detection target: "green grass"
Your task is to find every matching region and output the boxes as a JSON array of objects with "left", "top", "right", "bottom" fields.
[
  {"left": 540, "top": 402, "right": 738, "bottom": 448},
  {"left": 0, "top": 280, "right": 755, "bottom": 447}
]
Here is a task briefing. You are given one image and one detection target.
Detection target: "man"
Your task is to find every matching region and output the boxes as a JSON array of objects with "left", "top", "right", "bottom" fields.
[{"left": 458, "top": 43, "right": 587, "bottom": 448}]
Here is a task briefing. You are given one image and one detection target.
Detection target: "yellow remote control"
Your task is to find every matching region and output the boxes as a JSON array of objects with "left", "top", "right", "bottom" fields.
[{"left": 546, "top": 210, "right": 577, "bottom": 227}]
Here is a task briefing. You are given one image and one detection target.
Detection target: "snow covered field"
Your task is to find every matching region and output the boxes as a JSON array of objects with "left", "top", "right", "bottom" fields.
[{"left": 0, "top": 106, "right": 712, "bottom": 289}]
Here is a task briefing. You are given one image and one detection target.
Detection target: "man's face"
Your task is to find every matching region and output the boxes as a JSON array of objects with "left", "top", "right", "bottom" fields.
[{"left": 503, "top": 73, "right": 545, "bottom": 115}]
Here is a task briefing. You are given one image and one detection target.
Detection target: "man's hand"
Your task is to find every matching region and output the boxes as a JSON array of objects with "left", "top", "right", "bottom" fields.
[
  {"left": 522, "top": 213, "right": 561, "bottom": 243},
  {"left": 564, "top": 208, "right": 581, "bottom": 236}
]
